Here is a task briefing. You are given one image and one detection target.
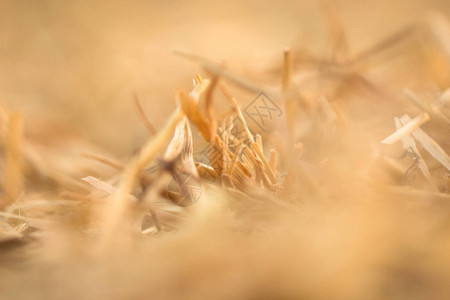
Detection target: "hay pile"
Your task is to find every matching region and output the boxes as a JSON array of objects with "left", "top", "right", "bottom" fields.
[{"left": 0, "top": 9, "right": 449, "bottom": 300}]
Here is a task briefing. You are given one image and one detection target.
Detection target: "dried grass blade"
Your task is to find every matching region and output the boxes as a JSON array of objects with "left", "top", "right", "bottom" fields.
[
  {"left": 243, "top": 147, "right": 263, "bottom": 185},
  {"left": 101, "top": 107, "right": 185, "bottom": 248},
  {"left": 189, "top": 76, "right": 211, "bottom": 101},
  {"left": 81, "top": 152, "right": 124, "bottom": 170},
  {"left": 82, "top": 176, "right": 138, "bottom": 202},
  {"left": 204, "top": 75, "right": 218, "bottom": 139},
  {"left": 236, "top": 160, "right": 252, "bottom": 178},
  {"left": 381, "top": 112, "right": 430, "bottom": 144},
  {"left": 269, "top": 149, "right": 277, "bottom": 173},
  {"left": 133, "top": 93, "right": 157, "bottom": 135},
  {"left": 251, "top": 142, "right": 277, "bottom": 184},
  {"left": 403, "top": 88, "right": 449, "bottom": 125},
  {"left": 181, "top": 119, "right": 199, "bottom": 177},
  {"left": 163, "top": 117, "right": 187, "bottom": 161},
  {"left": 227, "top": 144, "right": 245, "bottom": 176},
  {"left": 173, "top": 49, "right": 269, "bottom": 95},
  {"left": 255, "top": 134, "right": 263, "bottom": 151},
  {"left": 178, "top": 91, "right": 212, "bottom": 141},
  {"left": 219, "top": 84, "right": 254, "bottom": 143},
  {"left": 349, "top": 24, "right": 420, "bottom": 67},
  {"left": 209, "top": 134, "right": 224, "bottom": 175},
  {"left": 195, "top": 162, "right": 218, "bottom": 181},
  {"left": 323, "top": 3, "right": 350, "bottom": 62},
  {"left": 401, "top": 114, "right": 450, "bottom": 171},
  {"left": 25, "top": 146, "right": 90, "bottom": 192},
  {"left": 395, "top": 118, "right": 433, "bottom": 185}
]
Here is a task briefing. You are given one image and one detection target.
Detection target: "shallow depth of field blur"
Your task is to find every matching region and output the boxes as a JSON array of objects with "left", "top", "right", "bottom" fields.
[{"left": 0, "top": 0, "right": 450, "bottom": 299}]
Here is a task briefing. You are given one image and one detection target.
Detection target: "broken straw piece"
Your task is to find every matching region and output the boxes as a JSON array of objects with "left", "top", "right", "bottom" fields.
[
  {"left": 381, "top": 112, "right": 430, "bottom": 144},
  {"left": 82, "top": 176, "right": 138, "bottom": 202},
  {"left": 401, "top": 115, "right": 450, "bottom": 171},
  {"left": 173, "top": 49, "right": 273, "bottom": 95},
  {"left": 178, "top": 91, "right": 212, "bottom": 141},
  {"left": 219, "top": 83, "right": 254, "bottom": 143},
  {"left": 403, "top": 88, "right": 449, "bottom": 125},
  {"left": 269, "top": 149, "right": 277, "bottom": 173},
  {"left": 395, "top": 118, "right": 433, "bottom": 184}
]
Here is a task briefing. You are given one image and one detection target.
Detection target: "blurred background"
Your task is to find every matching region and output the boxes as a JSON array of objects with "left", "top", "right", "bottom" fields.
[{"left": 0, "top": 0, "right": 449, "bottom": 155}]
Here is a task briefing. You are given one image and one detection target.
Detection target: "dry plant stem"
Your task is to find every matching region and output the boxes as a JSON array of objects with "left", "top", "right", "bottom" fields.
[
  {"left": 178, "top": 92, "right": 211, "bottom": 141},
  {"left": 205, "top": 65, "right": 270, "bottom": 95},
  {"left": 381, "top": 112, "right": 430, "bottom": 144},
  {"left": 395, "top": 118, "right": 434, "bottom": 186},
  {"left": 204, "top": 75, "right": 218, "bottom": 138},
  {"left": 133, "top": 93, "right": 157, "bottom": 135},
  {"left": 173, "top": 49, "right": 269, "bottom": 95},
  {"left": 80, "top": 152, "right": 124, "bottom": 170},
  {"left": 221, "top": 127, "right": 230, "bottom": 172},
  {"left": 255, "top": 134, "right": 263, "bottom": 151},
  {"left": 195, "top": 162, "right": 218, "bottom": 180},
  {"left": 219, "top": 84, "right": 254, "bottom": 143},
  {"left": 181, "top": 119, "right": 199, "bottom": 177},
  {"left": 227, "top": 144, "right": 245, "bottom": 176},
  {"left": 179, "top": 75, "right": 212, "bottom": 142},
  {"left": 82, "top": 176, "right": 139, "bottom": 202},
  {"left": 348, "top": 24, "right": 421, "bottom": 68},
  {"left": 148, "top": 208, "right": 161, "bottom": 232},
  {"left": 142, "top": 171, "right": 172, "bottom": 209},
  {"left": 234, "top": 159, "right": 252, "bottom": 180},
  {"left": 101, "top": 76, "right": 210, "bottom": 246},
  {"left": 3, "top": 112, "right": 23, "bottom": 206},
  {"left": 82, "top": 176, "right": 117, "bottom": 195},
  {"left": 208, "top": 134, "right": 223, "bottom": 174},
  {"left": 163, "top": 117, "right": 188, "bottom": 161},
  {"left": 323, "top": 3, "right": 350, "bottom": 62},
  {"left": 290, "top": 23, "right": 419, "bottom": 78},
  {"left": 101, "top": 108, "right": 185, "bottom": 249},
  {"left": 25, "top": 146, "right": 90, "bottom": 192},
  {"left": 401, "top": 115, "right": 450, "bottom": 171},
  {"left": 251, "top": 142, "right": 277, "bottom": 184},
  {"left": 403, "top": 89, "right": 450, "bottom": 125},
  {"left": 240, "top": 152, "right": 255, "bottom": 179},
  {"left": 59, "top": 191, "right": 95, "bottom": 202},
  {"left": 243, "top": 147, "right": 263, "bottom": 185},
  {"left": 269, "top": 149, "right": 277, "bottom": 173}
]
